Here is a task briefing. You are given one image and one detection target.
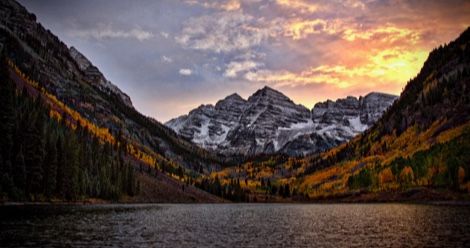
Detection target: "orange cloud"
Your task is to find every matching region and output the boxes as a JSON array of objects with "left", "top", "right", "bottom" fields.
[
  {"left": 282, "top": 17, "right": 421, "bottom": 46},
  {"left": 245, "top": 47, "right": 427, "bottom": 93},
  {"left": 283, "top": 19, "right": 337, "bottom": 40},
  {"left": 276, "top": 0, "right": 323, "bottom": 13},
  {"left": 174, "top": 0, "right": 470, "bottom": 120}
]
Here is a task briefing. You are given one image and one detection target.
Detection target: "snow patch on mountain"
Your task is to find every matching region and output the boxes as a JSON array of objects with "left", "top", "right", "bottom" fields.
[{"left": 166, "top": 87, "right": 397, "bottom": 156}]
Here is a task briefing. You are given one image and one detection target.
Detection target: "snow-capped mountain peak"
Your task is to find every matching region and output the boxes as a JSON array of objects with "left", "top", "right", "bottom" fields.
[{"left": 165, "top": 87, "right": 397, "bottom": 156}]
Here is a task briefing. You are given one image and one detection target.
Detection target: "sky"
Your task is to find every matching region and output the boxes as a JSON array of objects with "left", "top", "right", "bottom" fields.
[{"left": 18, "top": 0, "right": 470, "bottom": 122}]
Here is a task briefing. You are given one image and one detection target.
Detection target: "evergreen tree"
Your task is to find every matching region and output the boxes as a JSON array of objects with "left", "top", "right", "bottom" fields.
[
  {"left": 0, "top": 59, "right": 15, "bottom": 167},
  {"left": 284, "top": 184, "right": 290, "bottom": 198},
  {"left": 24, "top": 109, "right": 45, "bottom": 196},
  {"left": 43, "top": 135, "right": 57, "bottom": 198},
  {"left": 279, "top": 185, "right": 284, "bottom": 197},
  {"left": 56, "top": 135, "right": 66, "bottom": 197},
  {"left": 0, "top": 56, "right": 145, "bottom": 201},
  {"left": 64, "top": 132, "right": 80, "bottom": 200},
  {"left": 13, "top": 147, "right": 26, "bottom": 192}
]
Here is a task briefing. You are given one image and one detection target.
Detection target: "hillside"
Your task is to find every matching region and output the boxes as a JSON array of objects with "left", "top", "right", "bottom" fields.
[
  {"left": 201, "top": 27, "right": 470, "bottom": 202},
  {"left": 0, "top": 0, "right": 227, "bottom": 202},
  {"left": 295, "top": 27, "right": 470, "bottom": 200},
  {"left": 1, "top": 0, "right": 468, "bottom": 203},
  {"left": 0, "top": 0, "right": 234, "bottom": 177},
  {"left": 0, "top": 56, "right": 226, "bottom": 203}
]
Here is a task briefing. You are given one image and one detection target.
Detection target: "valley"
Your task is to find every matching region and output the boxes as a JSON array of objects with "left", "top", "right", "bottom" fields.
[{"left": 0, "top": 0, "right": 469, "bottom": 204}]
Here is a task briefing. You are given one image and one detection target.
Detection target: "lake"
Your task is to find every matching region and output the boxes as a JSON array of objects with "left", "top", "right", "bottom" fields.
[{"left": 1, "top": 203, "right": 469, "bottom": 247}]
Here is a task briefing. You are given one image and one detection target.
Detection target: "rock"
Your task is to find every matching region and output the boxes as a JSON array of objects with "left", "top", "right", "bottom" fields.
[
  {"left": 69, "top": 47, "right": 133, "bottom": 108},
  {"left": 166, "top": 87, "right": 398, "bottom": 156}
]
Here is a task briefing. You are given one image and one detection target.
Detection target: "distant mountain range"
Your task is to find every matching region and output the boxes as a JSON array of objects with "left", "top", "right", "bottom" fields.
[
  {"left": 1, "top": 0, "right": 469, "bottom": 203},
  {"left": 208, "top": 26, "right": 470, "bottom": 202},
  {"left": 166, "top": 87, "right": 397, "bottom": 156}
]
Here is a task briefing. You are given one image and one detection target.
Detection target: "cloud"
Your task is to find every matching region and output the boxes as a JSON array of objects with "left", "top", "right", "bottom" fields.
[
  {"left": 245, "top": 68, "right": 344, "bottom": 88},
  {"left": 283, "top": 19, "right": 335, "bottom": 40},
  {"left": 342, "top": 0, "right": 366, "bottom": 9},
  {"left": 185, "top": 0, "right": 241, "bottom": 11},
  {"left": 341, "top": 25, "right": 420, "bottom": 43},
  {"left": 161, "top": 55, "right": 173, "bottom": 63},
  {"left": 224, "top": 60, "right": 261, "bottom": 78},
  {"left": 281, "top": 17, "right": 421, "bottom": 45},
  {"left": 275, "top": 0, "right": 323, "bottom": 13},
  {"left": 179, "top": 68, "right": 193, "bottom": 76},
  {"left": 21, "top": 0, "right": 470, "bottom": 122},
  {"left": 176, "top": 11, "right": 274, "bottom": 53},
  {"left": 245, "top": 47, "right": 428, "bottom": 90},
  {"left": 275, "top": 0, "right": 367, "bottom": 15},
  {"left": 69, "top": 24, "right": 154, "bottom": 41},
  {"left": 160, "top": 32, "right": 169, "bottom": 38}
]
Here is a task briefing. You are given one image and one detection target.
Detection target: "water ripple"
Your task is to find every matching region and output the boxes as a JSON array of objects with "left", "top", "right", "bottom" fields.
[{"left": 1, "top": 204, "right": 470, "bottom": 247}]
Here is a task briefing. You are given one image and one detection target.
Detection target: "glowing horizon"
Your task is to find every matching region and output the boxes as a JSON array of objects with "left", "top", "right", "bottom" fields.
[{"left": 19, "top": 0, "right": 470, "bottom": 122}]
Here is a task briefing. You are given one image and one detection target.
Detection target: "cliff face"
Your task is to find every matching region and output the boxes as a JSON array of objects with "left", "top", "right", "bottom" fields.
[
  {"left": 166, "top": 87, "right": 397, "bottom": 156},
  {"left": 297, "top": 27, "right": 470, "bottom": 199},
  {"left": 68, "top": 47, "right": 133, "bottom": 107},
  {"left": 0, "top": 0, "right": 228, "bottom": 173}
]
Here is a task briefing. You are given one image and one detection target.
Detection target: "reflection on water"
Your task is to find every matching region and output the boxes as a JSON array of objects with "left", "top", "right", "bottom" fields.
[{"left": 1, "top": 204, "right": 470, "bottom": 247}]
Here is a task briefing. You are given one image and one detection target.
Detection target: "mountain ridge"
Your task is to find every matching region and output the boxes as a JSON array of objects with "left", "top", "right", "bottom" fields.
[
  {"left": 68, "top": 46, "right": 133, "bottom": 108},
  {"left": 0, "top": 0, "right": 234, "bottom": 181},
  {"left": 206, "top": 27, "right": 470, "bottom": 203},
  {"left": 166, "top": 87, "right": 397, "bottom": 156},
  {"left": 295, "top": 26, "right": 470, "bottom": 199}
]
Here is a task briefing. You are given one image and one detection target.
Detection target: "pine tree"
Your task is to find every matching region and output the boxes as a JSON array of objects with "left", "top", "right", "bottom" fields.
[
  {"left": 177, "top": 166, "right": 184, "bottom": 180},
  {"left": 24, "top": 109, "right": 45, "bottom": 197},
  {"left": 0, "top": 59, "right": 15, "bottom": 167},
  {"left": 284, "top": 184, "right": 290, "bottom": 198},
  {"left": 13, "top": 147, "right": 26, "bottom": 192},
  {"left": 43, "top": 135, "right": 57, "bottom": 198},
  {"left": 64, "top": 132, "right": 79, "bottom": 200},
  {"left": 1, "top": 55, "right": 146, "bottom": 201},
  {"left": 56, "top": 135, "right": 66, "bottom": 197}
]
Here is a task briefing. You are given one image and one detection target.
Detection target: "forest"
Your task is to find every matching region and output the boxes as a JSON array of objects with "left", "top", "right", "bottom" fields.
[{"left": 0, "top": 57, "right": 139, "bottom": 201}]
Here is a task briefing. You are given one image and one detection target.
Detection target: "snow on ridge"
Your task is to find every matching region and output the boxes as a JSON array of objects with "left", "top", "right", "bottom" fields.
[
  {"left": 348, "top": 116, "right": 368, "bottom": 132},
  {"left": 164, "top": 87, "right": 396, "bottom": 156},
  {"left": 192, "top": 117, "right": 210, "bottom": 145}
]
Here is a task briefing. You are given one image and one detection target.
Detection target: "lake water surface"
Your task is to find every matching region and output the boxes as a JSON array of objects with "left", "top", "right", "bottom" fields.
[{"left": 1, "top": 203, "right": 469, "bottom": 247}]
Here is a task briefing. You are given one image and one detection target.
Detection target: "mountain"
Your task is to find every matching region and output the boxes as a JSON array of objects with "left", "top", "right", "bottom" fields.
[
  {"left": 166, "top": 86, "right": 397, "bottom": 156},
  {"left": 0, "top": 0, "right": 232, "bottom": 172},
  {"left": 294, "top": 27, "right": 470, "bottom": 200},
  {"left": 205, "top": 27, "right": 470, "bottom": 202},
  {"left": 0, "top": 0, "right": 229, "bottom": 202},
  {"left": 68, "top": 47, "right": 133, "bottom": 108}
]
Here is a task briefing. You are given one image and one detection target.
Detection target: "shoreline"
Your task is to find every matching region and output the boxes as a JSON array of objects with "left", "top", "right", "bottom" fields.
[
  {"left": 2, "top": 199, "right": 470, "bottom": 207},
  {"left": 2, "top": 188, "right": 469, "bottom": 206}
]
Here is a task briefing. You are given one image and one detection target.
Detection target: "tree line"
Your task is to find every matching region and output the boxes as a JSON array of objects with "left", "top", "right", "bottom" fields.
[{"left": 0, "top": 58, "right": 139, "bottom": 201}]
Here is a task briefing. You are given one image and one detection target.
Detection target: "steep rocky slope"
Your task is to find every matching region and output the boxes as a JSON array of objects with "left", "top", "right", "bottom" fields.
[
  {"left": 205, "top": 27, "right": 470, "bottom": 203},
  {"left": 68, "top": 47, "right": 133, "bottom": 108},
  {"left": 296, "top": 27, "right": 470, "bottom": 199},
  {"left": 0, "top": 0, "right": 229, "bottom": 175},
  {"left": 166, "top": 87, "right": 397, "bottom": 156}
]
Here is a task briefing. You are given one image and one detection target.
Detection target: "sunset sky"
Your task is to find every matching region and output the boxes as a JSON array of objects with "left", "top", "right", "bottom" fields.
[{"left": 19, "top": 0, "right": 470, "bottom": 122}]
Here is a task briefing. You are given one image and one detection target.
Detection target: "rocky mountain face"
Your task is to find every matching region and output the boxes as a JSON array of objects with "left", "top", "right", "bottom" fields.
[
  {"left": 166, "top": 87, "right": 397, "bottom": 156},
  {"left": 298, "top": 27, "right": 470, "bottom": 198},
  {"left": 0, "top": 1, "right": 132, "bottom": 108},
  {"left": 0, "top": 0, "right": 227, "bottom": 172},
  {"left": 69, "top": 47, "right": 133, "bottom": 108}
]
